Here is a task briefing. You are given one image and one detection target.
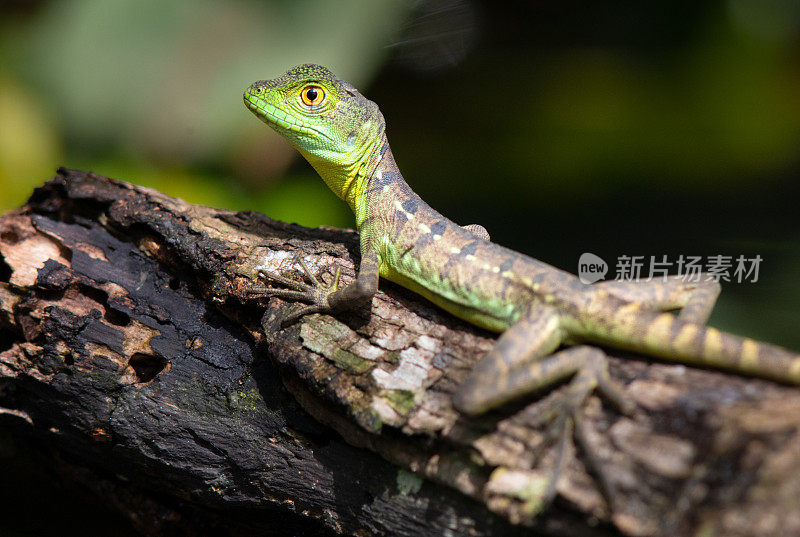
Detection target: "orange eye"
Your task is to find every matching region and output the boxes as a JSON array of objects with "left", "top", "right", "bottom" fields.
[{"left": 300, "top": 85, "right": 325, "bottom": 106}]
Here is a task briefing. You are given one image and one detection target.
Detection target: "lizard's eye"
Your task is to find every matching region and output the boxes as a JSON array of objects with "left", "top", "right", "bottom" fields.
[{"left": 300, "top": 85, "right": 325, "bottom": 107}]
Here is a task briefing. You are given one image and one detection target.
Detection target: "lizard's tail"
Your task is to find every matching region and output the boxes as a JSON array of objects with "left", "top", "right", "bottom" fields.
[{"left": 575, "top": 304, "right": 800, "bottom": 385}]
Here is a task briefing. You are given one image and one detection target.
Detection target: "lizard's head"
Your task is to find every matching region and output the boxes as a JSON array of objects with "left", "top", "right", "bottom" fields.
[{"left": 244, "top": 64, "right": 385, "bottom": 201}]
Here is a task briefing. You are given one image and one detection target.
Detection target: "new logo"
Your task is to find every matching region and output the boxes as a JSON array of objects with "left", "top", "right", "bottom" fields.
[{"left": 578, "top": 252, "right": 608, "bottom": 284}]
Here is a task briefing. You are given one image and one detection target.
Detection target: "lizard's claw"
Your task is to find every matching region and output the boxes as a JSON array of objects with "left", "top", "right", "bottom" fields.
[
  {"left": 538, "top": 395, "right": 614, "bottom": 511},
  {"left": 255, "top": 268, "right": 309, "bottom": 292},
  {"left": 252, "top": 257, "right": 342, "bottom": 325},
  {"left": 536, "top": 367, "right": 626, "bottom": 513}
]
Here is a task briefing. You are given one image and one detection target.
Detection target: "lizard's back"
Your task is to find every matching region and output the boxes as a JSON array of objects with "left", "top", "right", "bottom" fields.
[{"left": 360, "top": 168, "right": 586, "bottom": 332}]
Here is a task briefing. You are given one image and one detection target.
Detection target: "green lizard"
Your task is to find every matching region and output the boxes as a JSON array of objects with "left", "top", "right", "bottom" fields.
[{"left": 243, "top": 64, "right": 800, "bottom": 503}]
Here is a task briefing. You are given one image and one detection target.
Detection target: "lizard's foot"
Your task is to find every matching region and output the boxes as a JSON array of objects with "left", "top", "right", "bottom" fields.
[
  {"left": 252, "top": 256, "right": 341, "bottom": 325},
  {"left": 595, "top": 275, "right": 721, "bottom": 325},
  {"left": 534, "top": 347, "right": 633, "bottom": 511}
]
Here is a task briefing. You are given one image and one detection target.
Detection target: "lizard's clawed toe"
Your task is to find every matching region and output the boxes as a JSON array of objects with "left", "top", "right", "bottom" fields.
[{"left": 253, "top": 258, "right": 343, "bottom": 325}]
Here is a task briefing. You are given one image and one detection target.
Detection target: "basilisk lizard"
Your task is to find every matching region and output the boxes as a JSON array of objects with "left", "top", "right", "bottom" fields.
[{"left": 244, "top": 63, "right": 800, "bottom": 505}]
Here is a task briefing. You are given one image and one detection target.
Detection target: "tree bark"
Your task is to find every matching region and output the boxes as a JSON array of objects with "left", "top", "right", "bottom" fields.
[{"left": 0, "top": 168, "right": 798, "bottom": 537}]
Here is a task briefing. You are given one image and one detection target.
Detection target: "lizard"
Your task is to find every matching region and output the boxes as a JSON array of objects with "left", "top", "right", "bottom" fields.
[{"left": 243, "top": 63, "right": 800, "bottom": 507}]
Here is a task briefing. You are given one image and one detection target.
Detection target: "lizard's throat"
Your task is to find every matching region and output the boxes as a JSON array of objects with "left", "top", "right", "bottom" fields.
[{"left": 299, "top": 139, "right": 384, "bottom": 219}]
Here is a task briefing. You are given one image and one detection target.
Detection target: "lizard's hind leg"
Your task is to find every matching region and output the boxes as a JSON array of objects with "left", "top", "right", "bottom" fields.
[
  {"left": 521, "top": 346, "right": 633, "bottom": 509},
  {"left": 454, "top": 308, "right": 631, "bottom": 417},
  {"left": 453, "top": 306, "right": 562, "bottom": 415},
  {"left": 453, "top": 307, "right": 634, "bottom": 512},
  {"left": 595, "top": 275, "right": 721, "bottom": 324}
]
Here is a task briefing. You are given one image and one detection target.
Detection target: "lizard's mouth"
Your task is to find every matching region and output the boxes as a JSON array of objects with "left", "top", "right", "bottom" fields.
[{"left": 243, "top": 91, "right": 332, "bottom": 142}]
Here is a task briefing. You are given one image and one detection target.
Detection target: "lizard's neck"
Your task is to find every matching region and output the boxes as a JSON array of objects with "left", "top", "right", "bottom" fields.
[{"left": 352, "top": 139, "right": 410, "bottom": 230}]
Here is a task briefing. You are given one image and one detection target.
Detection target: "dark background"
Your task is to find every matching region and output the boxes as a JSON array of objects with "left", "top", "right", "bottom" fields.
[{"left": 1, "top": 1, "right": 799, "bottom": 534}]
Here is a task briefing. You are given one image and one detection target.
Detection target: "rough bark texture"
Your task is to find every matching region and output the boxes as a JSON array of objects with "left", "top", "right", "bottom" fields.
[{"left": 0, "top": 169, "right": 799, "bottom": 537}]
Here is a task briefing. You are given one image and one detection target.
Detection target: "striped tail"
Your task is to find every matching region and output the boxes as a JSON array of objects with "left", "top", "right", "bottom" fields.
[{"left": 578, "top": 305, "right": 800, "bottom": 385}]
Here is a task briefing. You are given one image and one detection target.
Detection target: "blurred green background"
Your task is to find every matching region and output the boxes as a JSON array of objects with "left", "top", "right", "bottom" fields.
[{"left": 1, "top": 0, "right": 800, "bottom": 533}]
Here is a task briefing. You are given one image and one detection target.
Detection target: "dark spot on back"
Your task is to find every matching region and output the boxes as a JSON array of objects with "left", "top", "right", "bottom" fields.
[
  {"left": 402, "top": 199, "right": 418, "bottom": 214},
  {"left": 499, "top": 258, "right": 514, "bottom": 273},
  {"left": 461, "top": 241, "right": 479, "bottom": 256},
  {"left": 394, "top": 210, "right": 408, "bottom": 228},
  {"left": 430, "top": 220, "right": 447, "bottom": 236}
]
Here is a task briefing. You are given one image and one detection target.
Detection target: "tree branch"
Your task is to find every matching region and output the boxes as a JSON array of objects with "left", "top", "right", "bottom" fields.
[{"left": 0, "top": 168, "right": 798, "bottom": 537}]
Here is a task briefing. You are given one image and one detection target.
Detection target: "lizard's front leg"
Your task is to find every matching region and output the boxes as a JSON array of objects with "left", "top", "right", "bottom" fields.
[
  {"left": 253, "top": 246, "right": 380, "bottom": 325},
  {"left": 462, "top": 224, "right": 490, "bottom": 241}
]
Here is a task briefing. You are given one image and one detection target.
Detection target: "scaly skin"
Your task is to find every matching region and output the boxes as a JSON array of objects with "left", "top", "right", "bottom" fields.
[{"left": 244, "top": 64, "right": 800, "bottom": 508}]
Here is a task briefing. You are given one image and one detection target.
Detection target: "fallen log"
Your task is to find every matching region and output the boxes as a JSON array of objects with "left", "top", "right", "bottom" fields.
[{"left": 0, "top": 168, "right": 798, "bottom": 537}]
